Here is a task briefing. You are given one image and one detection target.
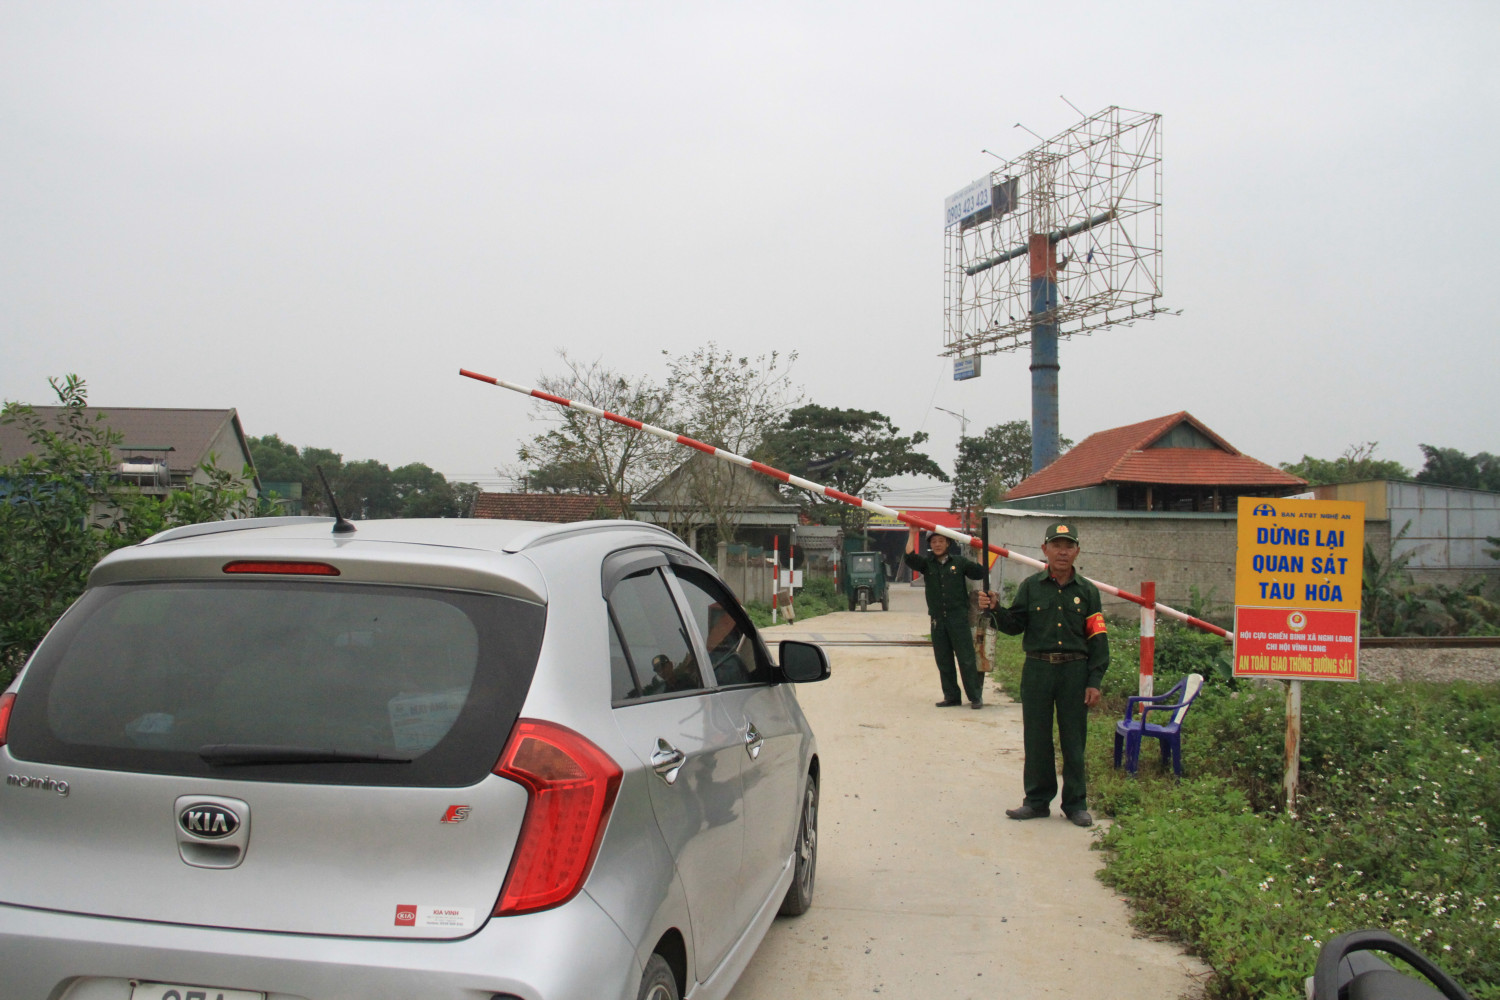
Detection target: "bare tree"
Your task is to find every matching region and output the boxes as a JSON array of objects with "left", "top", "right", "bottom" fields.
[
  {"left": 513, "top": 351, "right": 677, "bottom": 516},
  {"left": 661, "top": 344, "right": 803, "bottom": 546}
]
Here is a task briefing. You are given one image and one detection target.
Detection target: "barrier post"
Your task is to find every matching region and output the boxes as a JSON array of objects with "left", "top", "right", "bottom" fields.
[
  {"left": 1139, "top": 580, "right": 1156, "bottom": 697},
  {"left": 772, "top": 535, "right": 780, "bottom": 624}
]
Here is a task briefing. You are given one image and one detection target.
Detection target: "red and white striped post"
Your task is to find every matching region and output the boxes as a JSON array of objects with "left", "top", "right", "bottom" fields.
[
  {"left": 786, "top": 531, "right": 796, "bottom": 621},
  {"left": 1139, "top": 580, "right": 1156, "bottom": 697},
  {"left": 772, "top": 535, "right": 780, "bottom": 624},
  {"left": 459, "top": 368, "right": 1230, "bottom": 640}
]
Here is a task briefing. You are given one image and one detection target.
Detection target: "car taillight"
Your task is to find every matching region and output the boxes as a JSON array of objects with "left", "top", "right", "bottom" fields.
[
  {"left": 493, "top": 719, "right": 622, "bottom": 916},
  {"left": 0, "top": 692, "right": 15, "bottom": 746},
  {"left": 222, "top": 561, "right": 340, "bottom": 576}
]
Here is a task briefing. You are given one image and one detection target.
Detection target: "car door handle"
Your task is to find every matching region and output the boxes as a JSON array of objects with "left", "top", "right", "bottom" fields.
[
  {"left": 744, "top": 722, "right": 763, "bottom": 761},
  {"left": 651, "top": 738, "right": 685, "bottom": 785}
]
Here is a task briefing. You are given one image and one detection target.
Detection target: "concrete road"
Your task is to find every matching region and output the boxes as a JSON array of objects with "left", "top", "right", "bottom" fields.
[{"left": 729, "top": 584, "right": 1209, "bottom": 1000}]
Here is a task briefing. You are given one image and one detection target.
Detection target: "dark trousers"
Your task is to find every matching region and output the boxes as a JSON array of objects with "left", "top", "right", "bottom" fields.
[
  {"left": 931, "top": 612, "right": 983, "bottom": 704},
  {"left": 1019, "top": 657, "right": 1089, "bottom": 814}
]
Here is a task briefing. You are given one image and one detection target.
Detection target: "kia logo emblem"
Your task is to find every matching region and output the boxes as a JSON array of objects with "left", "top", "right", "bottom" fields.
[{"left": 179, "top": 803, "right": 241, "bottom": 839}]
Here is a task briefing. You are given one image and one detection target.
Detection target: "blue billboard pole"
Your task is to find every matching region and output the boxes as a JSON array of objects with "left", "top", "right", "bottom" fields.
[{"left": 1028, "top": 232, "right": 1060, "bottom": 473}]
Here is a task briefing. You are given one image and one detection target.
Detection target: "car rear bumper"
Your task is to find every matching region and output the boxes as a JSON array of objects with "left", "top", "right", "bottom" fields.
[{"left": 0, "top": 892, "right": 640, "bottom": 1000}]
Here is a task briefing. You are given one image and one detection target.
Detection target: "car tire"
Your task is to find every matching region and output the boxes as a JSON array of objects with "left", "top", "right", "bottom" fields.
[
  {"left": 637, "top": 954, "right": 679, "bottom": 1000},
  {"left": 880, "top": 595, "right": 889, "bottom": 611},
  {"left": 778, "top": 773, "right": 818, "bottom": 916},
  {"left": 857, "top": 590, "right": 868, "bottom": 612}
]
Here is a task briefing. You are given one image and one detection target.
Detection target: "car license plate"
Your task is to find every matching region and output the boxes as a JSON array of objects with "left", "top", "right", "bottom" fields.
[{"left": 131, "top": 983, "right": 264, "bottom": 1000}]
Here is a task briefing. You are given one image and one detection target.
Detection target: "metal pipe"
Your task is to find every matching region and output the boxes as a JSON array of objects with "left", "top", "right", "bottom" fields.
[
  {"left": 459, "top": 368, "right": 1230, "bottom": 638},
  {"left": 963, "top": 210, "right": 1116, "bottom": 277}
]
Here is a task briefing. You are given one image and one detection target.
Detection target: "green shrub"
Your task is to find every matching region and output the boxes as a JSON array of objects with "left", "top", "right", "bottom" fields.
[
  {"left": 992, "top": 630, "right": 1500, "bottom": 999},
  {"left": 744, "top": 573, "right": 842, "bottom": 628}
]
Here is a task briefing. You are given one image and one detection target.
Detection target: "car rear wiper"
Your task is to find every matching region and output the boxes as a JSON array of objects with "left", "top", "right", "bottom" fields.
[{"left": 199, "top": 744, "right": 413, "bottom": 766}]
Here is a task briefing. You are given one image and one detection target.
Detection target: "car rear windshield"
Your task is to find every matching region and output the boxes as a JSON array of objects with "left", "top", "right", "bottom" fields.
[{"left": 7, "top": 581, "right": 545, "bottom": 787}]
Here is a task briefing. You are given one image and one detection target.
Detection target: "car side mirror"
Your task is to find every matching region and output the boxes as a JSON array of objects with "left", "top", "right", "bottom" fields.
[{"left": 778, "top": 641, "right": 830, "bottom": 683}]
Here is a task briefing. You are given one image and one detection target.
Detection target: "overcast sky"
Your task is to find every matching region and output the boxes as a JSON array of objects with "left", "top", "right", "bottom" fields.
[{"left": 3, "top": 1, "right": 1496, "bottom": 503}]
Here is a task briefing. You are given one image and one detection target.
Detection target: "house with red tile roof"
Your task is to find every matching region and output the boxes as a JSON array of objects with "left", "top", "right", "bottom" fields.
[
  {"left": 983, "top": 413, "right": 1308, "bottom": 615},
  {"left": 1004, "top": 411, "right": 1305, "bottom": 513}
]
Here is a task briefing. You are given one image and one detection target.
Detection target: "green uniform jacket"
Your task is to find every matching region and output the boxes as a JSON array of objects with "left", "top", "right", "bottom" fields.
[
  {"left": 992, "top": 569, "right": 1110, "bottom": 689},
  {"left": 903, "top": 549, "right": 985, "bottom": 619}
]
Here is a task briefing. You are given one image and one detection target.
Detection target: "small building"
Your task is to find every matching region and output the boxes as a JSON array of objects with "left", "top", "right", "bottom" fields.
[
  {"left": 1314, "top": 479, "right": 1500, "bottom": 593},
  {"left": 0, "top": 406, "right": 260, "bottom": 497},
  {"left": 1002, "top": 411, "right": 1306, "bottom": 513},
  {"left": 985, "top": 412, "right": 1307, "bottom": 616},
  {"left": 631, "top": 455, "right": 800, "bottom": 553},
  {"left": 469, "top": 492, "right": 624, "bottom": 523}
]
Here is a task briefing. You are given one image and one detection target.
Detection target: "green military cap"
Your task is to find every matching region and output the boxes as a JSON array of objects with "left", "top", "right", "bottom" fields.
[{"left": 1043, "top": 521, "right": 1080, "bottom": 544}]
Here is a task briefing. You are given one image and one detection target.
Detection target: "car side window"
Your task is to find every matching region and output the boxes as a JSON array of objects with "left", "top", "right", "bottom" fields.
[
  {"left": 672, "top": 566, "right": 772, "bottom": 687},
  {"left": 607, "top": 568, "right": 705, "bottom": 700},
  {"left": 607, "top": 612, "right": 641, "bottom": 702}
]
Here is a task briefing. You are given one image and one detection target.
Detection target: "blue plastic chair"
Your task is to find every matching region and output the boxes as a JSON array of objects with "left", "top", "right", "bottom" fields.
[{"left": 1113, "top": 673, "right": 1204, "bottom": 777}]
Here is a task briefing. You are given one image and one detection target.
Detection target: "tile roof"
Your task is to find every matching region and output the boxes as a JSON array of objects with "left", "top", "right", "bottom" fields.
[
  {"left": 0, "top": 406, "right": 251, "bottom": 476},
  {"left": 470, "top": 492, "right": 625, "bottom": 523},
  {"left": 1006, "top": 411, "right": 1305, "bottom": 500}
]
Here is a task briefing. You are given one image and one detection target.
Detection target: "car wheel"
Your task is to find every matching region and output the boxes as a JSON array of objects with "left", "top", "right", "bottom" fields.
[
  {"left": 637, "top": 954, "right": 679, "bottom": 1000},
  {"left": 778, "top": 773, "right": 818, "bottom": 916}
]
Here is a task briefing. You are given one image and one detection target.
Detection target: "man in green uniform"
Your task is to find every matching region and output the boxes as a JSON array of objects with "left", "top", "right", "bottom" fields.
[
  {"left": 980, "top": 522, "right": 1108, "bottom": 826},
  {"left": 904, "top": 530, "right": 987, "bottom": 709}
]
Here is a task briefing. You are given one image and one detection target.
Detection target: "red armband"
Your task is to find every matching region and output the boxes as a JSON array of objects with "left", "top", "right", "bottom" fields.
[{"left": 1084, "top": 612, "right": 1107, "bottom": 638}]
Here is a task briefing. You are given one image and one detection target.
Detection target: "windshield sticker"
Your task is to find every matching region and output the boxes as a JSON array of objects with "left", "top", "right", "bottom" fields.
[
  {"left": 387, "top": 688, "right": 467, "bottom": 752},
  {"left": 125, "top": 712, "right": 176, "bottom": 747}
]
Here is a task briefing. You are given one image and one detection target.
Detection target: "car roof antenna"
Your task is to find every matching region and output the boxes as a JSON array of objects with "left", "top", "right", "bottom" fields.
[{"left": 316, "top": 465, "right": 357, "bottom": 534}]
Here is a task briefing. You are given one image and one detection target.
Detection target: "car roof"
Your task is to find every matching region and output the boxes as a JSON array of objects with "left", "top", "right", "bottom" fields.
[{"left": 89, "top": 517, "right": 691, "bottom": 603}]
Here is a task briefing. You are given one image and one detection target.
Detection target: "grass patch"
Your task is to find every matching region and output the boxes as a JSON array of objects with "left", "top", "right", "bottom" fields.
[
  {"left": 744, "top": 575, "right": 844, "bottom": 629},
  {"left": 990, "top": 628, "right": 1500, "bottom": 1000}
]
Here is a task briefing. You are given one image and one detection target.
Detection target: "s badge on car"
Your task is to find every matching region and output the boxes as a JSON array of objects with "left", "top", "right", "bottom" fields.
[
  {"left": 179, "top": 803, "right": 241, "bottom": 839},
  {"left": 440, "top": 805, "right": 470, "bottom": 824}
]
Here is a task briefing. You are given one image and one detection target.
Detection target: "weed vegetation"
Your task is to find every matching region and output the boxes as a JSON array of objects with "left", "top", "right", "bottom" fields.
[
  {"left": 743, "top": 574, "right": 844, "bottom": 629},
  {"left": 991, "top": 624, "right": 1500, "bottom": 1000}
]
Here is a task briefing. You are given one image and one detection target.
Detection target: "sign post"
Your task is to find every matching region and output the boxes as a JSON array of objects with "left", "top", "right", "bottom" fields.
[{"left": 1233, "top": 497, "right": 1365, "bottom": 815}]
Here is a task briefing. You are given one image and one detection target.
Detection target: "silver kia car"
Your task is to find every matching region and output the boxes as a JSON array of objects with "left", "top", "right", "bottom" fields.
[{"left": 0, "top": 516, "right": 826, "bottom": 1000}]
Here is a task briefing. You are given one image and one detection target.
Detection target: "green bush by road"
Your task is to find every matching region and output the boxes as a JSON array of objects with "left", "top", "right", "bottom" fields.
[
  {"left": 744, "top": 574, "right": 843, "bottom": 629},
  {"left": 991, "top": 629, "right": 1500, "bottom": 1000}
]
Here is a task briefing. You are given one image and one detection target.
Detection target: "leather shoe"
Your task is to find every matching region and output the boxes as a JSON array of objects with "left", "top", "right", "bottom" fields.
[
  {"left": 1005, "top": 804, "right": 1048, "bottom": 820},
  {"left": 1067, "top": 810, "right": 1094, "bottom": 827},
  {"left": 970, "top": 700, "right": 983, "bottom": 710},
  {"left": 935, "top": 699, "right": 962, "bottom": 707}
]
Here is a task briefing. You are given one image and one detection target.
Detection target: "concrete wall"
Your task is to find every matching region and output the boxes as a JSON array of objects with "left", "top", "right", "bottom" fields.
[
  {"left": 717, "top": 542, "right": 771, "bottom": 605},
  {"left": 984, "top": 509, "right": 1239, "bottom": 617},
  {"left": 986, "top": 488, "right": 1500, "bottom": 619},
  {"left": 1360, "top": 645, "right": 1500, "bottom": 684}
]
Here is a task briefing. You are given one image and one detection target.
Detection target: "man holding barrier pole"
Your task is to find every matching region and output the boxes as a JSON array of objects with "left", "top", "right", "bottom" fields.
[{"left": 980, "top": 522, "right": 1108, "bottom": 826}]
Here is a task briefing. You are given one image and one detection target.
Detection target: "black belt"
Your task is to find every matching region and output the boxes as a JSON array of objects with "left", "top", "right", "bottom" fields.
[{"left": 1028, "top": 652, "right": 1086, "bottom": 664}]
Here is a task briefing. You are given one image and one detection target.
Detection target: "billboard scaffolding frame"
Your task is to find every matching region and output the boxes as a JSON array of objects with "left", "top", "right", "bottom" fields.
[{"left": 943, "top": 105, "right": 1165, "bottom": 358}]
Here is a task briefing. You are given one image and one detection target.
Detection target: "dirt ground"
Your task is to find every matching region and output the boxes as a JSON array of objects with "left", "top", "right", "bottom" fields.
[{"left": 727, "top": 584, "right": 1210, "bottom": 1000}]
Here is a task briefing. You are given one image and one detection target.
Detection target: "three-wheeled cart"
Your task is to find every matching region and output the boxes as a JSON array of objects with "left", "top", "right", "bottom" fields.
[{"left": 841, "top": 550, "right": 888, "bottom": 612}]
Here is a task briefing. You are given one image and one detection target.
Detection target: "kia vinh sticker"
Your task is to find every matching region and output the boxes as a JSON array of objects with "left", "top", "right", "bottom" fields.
[{"left": 395, "top": 904, "right": 475, "bottom": 928}]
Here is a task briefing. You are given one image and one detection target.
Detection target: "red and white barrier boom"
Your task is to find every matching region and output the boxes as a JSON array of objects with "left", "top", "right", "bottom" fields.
[{"left": 460, "top": 368, "right": 1228, "bottom": 639}]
